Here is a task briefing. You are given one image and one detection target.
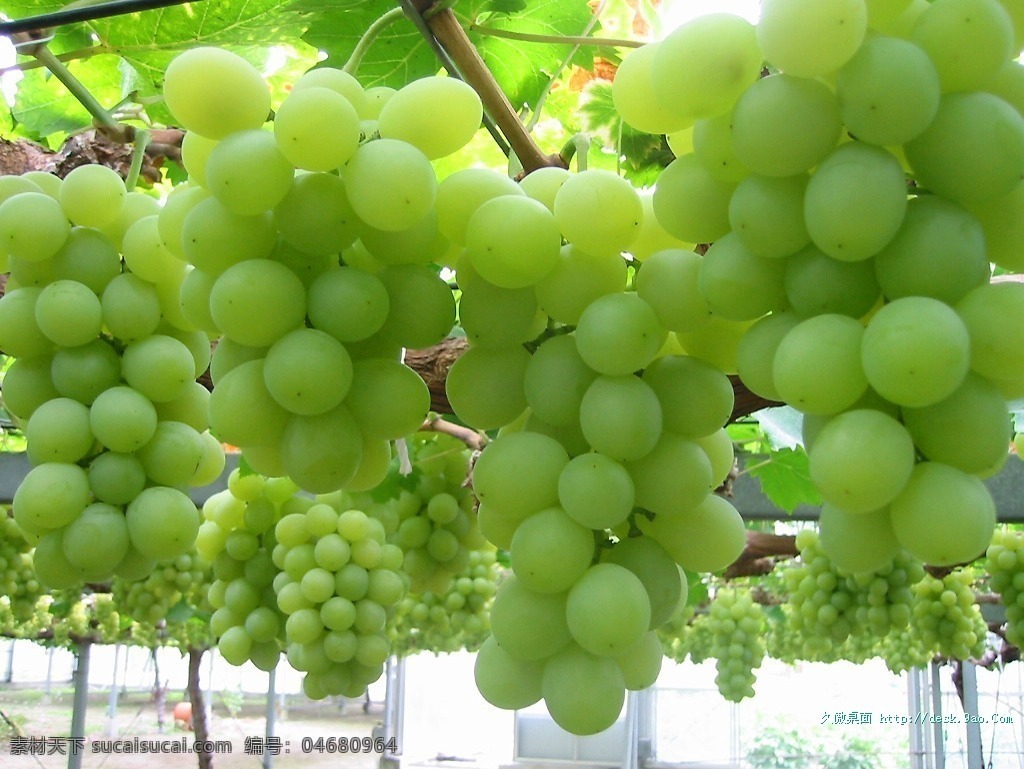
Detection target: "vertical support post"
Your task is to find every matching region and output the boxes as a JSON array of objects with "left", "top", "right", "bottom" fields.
[
  {"left": 68, "top": 641, "right": 91, "bottom": 769},
  {"left": 930, "top": 661, "right": 945, "bottom": 769},
  {"left": 4, "top": 638, "right": 14, "bottom": 682},
  {"left": 153, "top": 647, "right": 166, "bottom": 734},
  {"left": 908, "top": 668, "right": 927, "bottom": 769},
  {"left": 205, "top": 649, "right": 215, "bottom": 725},
  {"left": 264, "top": 668, "right": 276, "bottom": 769},
  {"left": 621, "top": 690, "right": 639, "bottom": 769},
  {"left": 188, "top": 648, "right": 214, "bottom": 769},
  {"left": 636, "top": 687, "right": 655, "bottom": 765},
  {"left": 106, "top": 644, "right": 121, "bottom": 737},
  {"left": 961, "top": 662, "right": 983, "bottom": 769},
  {"left": 44, "top": 645, "right": 55, "bottom": 702},
  {"left": 381, "top": 655, "right": 405, "bottom": 764}
]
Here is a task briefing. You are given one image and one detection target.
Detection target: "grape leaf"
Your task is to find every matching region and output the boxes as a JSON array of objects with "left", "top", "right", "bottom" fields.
[
  {"left": 12, "top": 54, "right": 125, "bottom": 143},
  {"left": 165, "top": 598, "right": 197, "bottom": 624},
  {"left": 745, "top": 447, "right": 822, "bottom": 514},
  {"left": 753, "top": 405, "right": 805, "bottom": 450}
]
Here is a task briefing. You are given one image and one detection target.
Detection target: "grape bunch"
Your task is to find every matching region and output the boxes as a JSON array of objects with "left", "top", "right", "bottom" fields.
[
  {"left": 112, "top": 550, "right": 211, "bottom": 625},
  {"left": 781, "top": 530, "right": 923, "bottom": 658},
  {"left": 911, "top": 570, "right": 988, "bottom": 661},
  {"left": 0, "top": 163, "right": 225, "bottom": 589},
  {"left": 610, "top": 0, "right": 1024, "bottom": 577},
  {"left": 272, "top": 504, "right": 407, "bottom": 700},
  {"left": 986, "top": 528, "right": 1024, "bottom": 647},
  {"left": 707, "top": 588, "right": 765, "bottom": 702},
  {"left": 0, "top": 512, "right": 43, "bottom": 621},
  {"left": 154, "top": 47, "right": 492, "bottom": 495},
  {"left": 196, "top": 472, "right": 299, "bottom": 672},
  {"left": 388, "top": 548, "right": 500, "bottom": 656}
]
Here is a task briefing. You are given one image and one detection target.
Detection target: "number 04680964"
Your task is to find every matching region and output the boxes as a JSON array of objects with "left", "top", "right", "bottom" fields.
[{"left": 300, "top": 736, "right": 398, "bottom": 754}]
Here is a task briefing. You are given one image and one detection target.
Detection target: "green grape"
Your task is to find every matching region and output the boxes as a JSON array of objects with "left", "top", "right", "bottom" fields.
[
  {"left": 280, "top": 404, "right": 363, "bottom": 493},
  {"left": 50, "top": 226, "right": 121, "bottom": 294},
  {"left": 625, "top": 431, "right": 712, "bottom": 516},
  {"left": 699, "top": 233, "right": 788, "bottom": 320},
  {"left": 121, "top": 215, "right": 182, "bottom": 284},
  {"left": 35, "top": 279, "right": 102, "bottom": 347},
  {"left": 906, "top": 92, "right": 1024, "bottom": 204},
  {"left": 734, "top": 313, "right": 803, "bottom": 401},
  {"left": 731, "top": 75, "right": 842, "bottom": 178},
  {"left": 651, "top": 154, "right": 735, "bottom": 243},
  {"left": 524, "top": 335, "right": 597, "bottom": 426},
  {"left": 209, "top": 259, "right": 306, "bottom": 347},
  {"left": 24, "top": 400, "right": 92, "bottom": 472},
  {"left": 490, "top": 576, "right": 571, "bottom": 660},
  {"left": 708, "top": 589, "right": 765, "bottom": 702},
  {"left": 90, "top": 386, "right": 159, "bottom": 453},
  {"left": 579, "top": 375, "right": 662, "bottom": 461},
  {"left": 612, "top": 43, "right": 690, "bottom": 135},
  {"left": 692, "top": 112, "right": 750, "bottom": 183},
  {"left": 518, "top": 166, "right": 571, "bottom": 212},
  {"left": 474, "top": 635, "right": 545, "bottom": 709},
  {"left": 138, "top": 421, "right": 205, "bottom": 487},
  {"left": 88, "top": 452, "right": 147, "bottom": 506},
  {"left": 307, "top": 267, "right": 389, "bottom": 343},
  {"left": 178, "top": 132, "right": 217, "bottom": 187},
  {"left": 445, "top": 345, "right": 530, "bottom": 431},
  {"left": 126, "top": 486, "right": 200, "bottom": 561},
  {"left": 676, "top": 315, "right": 752, "bottom": 375},
  {"left": 509, "top": 508, "right": 593, "bottom": 594},
  {"left": 0, "top": 288, "right": 53, "bottom": 358},
  {"left": 0, "top": 518, "right": 45, "bottom": 620},
  {"left": 956, "top": 282, "right": 1024, "bottom": 385},
  {"left": 911, "top": 570, "right": 987, "bottom": 659},
  {"left": 809, "top": 409, "right": 915, "bottom": 514},
  {"left": 2, "top": 356, "right": 60, "bottom": 423},
  {"left": 634, "top": 249, "right": 711, "bottom": 333},
  {"left": 772, "top": 314, "right": 869, "bottom": 416},
  {"left": 574, "top": 293, "right": 666, "bottom": 376},
  {"left": 465, "top": 196, "right": 561, "bottom": 289},
  {"left": 61, "top": 503, "right": 130, "bottom": 580},
  {"left": 163, "top": 47, "right": 271, "bottom": 139},
  {"left": 835, "top": 36, "right": 940, "bottom": 146},
  {"left": 818, "top": 504, "right": 900, "bottom": 575},
  {"left": 360, "top": 208, "right": 450, "bottom": 267},
  {"left": 51, "top": 339, "right": 121, "bottom": 404},
  {"left": 343, "top": 359, "right": 430, "bottom": 440},
  {"left": 378, "top": 76, "right": 483, "bottom": 160},
  {"left": 375, "top": 265, "right": 456, "bottom": 348},
  {"left": 651, "top": 14, "right": 762, "bottom": 120},
  {"left": 890, "top": 462, "right": 996, "bottom": 567},
  {"left": 861, "top": 296, "right": 970, "bottom": 407},
  {"left": 558, "top": 453, "right": 634, "bottom": 530},
  {"left": 912, "top": 0, "right": 1013, "bottom": 93},
  {"left": 757, "top": 0, "right": 868, "bottom": 77},
  {"left": 804, "top": 142, "right": 907, "bottom": 262},
  {"left": 728, "top": 174, "right": 810, "bottom": 259},
  {"left": 639, "top": 493, "right": 746, "bottom": 573},
  {"left": 180, "top": 197, "right": 277, "bottom": 275},
  {"left": 901, "top": 373, "right": 1011, "bottom": 477},
  {"left": 458, "top": 265, "right": 542, "bottom": 348},
  {"left": 473, "top": 432, "right": 568, "bottom": 519},
  {"left": 987, "top": 529, "right": 1024, "bottom": 647},
  {"left": 542, "top": 644, "right": 625, "bottom": 735},
  {"left": 32, "top": 531, "right": 82, "bottom": 590},
  {"left": 534, "top": 245, "right": 627, "bottom": 325},
  {"left": 343, "top": 139, "right": 436, "bottom": 231},
  {"left": 209, "top": 359, "right": 290, "bottom": 447},
  {"left": 121, "top": 335, "right": 196, "bottom": 403},
  {"left": 274, "top": 87, "right": 360, "bottom": 171},
  {"left": 263, "top": 328, "right": 352, "bottom": 416},
  {"left": 100, "top": 273, "right": 162, "bottom": 341},
  {"left": 204, "top": 129, "right": 295, "bottom": 216},
  {"left": 698, "top": 428, "right": 736, "bottom": 488},
  {"left": 553, "top": 169, "right": 642, "bottom": 255},
  {"left": 603, "top": 536, "right": 684, "bottom": 630},
  {"left": 784, "top": 245, "right": 880, "bottom": 319},
  {"left": 435, "top": 168, "right": 523, "bottom": 245},
  {"left": 0, "top": 192, "right": 71, "bottom": 261},
  {"left": 294, "top": 67, "right": 369, "bottom": 115},
  {"left": 273, "top": 172, "right": 359, "bottom": 255}
]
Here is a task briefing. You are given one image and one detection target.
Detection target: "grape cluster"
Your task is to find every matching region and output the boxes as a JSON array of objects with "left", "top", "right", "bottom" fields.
[
  {"left": 707, "top": 588, "right": 765, "bottom": 702},
  {"left": 112, "top": 550, "right": 211, "bottom": 625},
  {"left": 0, "top": 164, "right": 224, "bottom": 589},
  {"left": 613, "top": 0, "right": 1024, "bottom": 576},
  {"left": 271, "top": 504, "right": 407, "bottom": 700},
  {"left": 986, "top": 528, "right": 1024, "bottom": 646},
  {"left": 911, "top": 570, "right": 988, "bottom": 661},
  {"left": 197, "top": 472, "right": 299, "bottom": 672},
  {"left": 388, "top": 549, "right": 500, "bottom": 656},
  {"left": 781, "top": 530, "right": 923, "bottom": 658},
  {"left": 0, "top": 513, "right": 43, "bottom": 621},
  {"left": 155, "top": 48, "right": 491, "bottom": 495}
]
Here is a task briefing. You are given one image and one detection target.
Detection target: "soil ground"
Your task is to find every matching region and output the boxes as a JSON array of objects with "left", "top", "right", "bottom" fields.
[{"left": 0, "top": 683, "right": 386, "bottom": 769}]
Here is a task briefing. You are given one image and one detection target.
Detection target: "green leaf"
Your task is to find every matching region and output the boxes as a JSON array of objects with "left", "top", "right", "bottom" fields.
[
  {"left": 683, "top": 570, "right": 708, "bottom": 607},
  {"left": 746, "top": 447, "right": 822, "bottom": 514},
  {"left": 165, "top": 599, "right": 196, "bottom": 624},
  {"left": 12, "top": 54, "right": 124, "bottom": 142},
  {"left": 301, "top": 0, "right": 437, "bottom": 89}
]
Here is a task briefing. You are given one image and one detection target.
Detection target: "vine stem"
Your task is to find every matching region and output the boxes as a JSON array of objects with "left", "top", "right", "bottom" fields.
[
  {"left": 343, "top": 6, "right": 407, "bottom": 75},
  {"left": 29, "top": 45, "right": 124, "bottom": 135},
  {"left": 124, "top": 128, "right": 151, "bottom": 189},
  {"left": 470, "top": 24, "right": 644, "bottom": 49},
  {"left": 404, "top": 0, "right": 559, "bottom": 174}
]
